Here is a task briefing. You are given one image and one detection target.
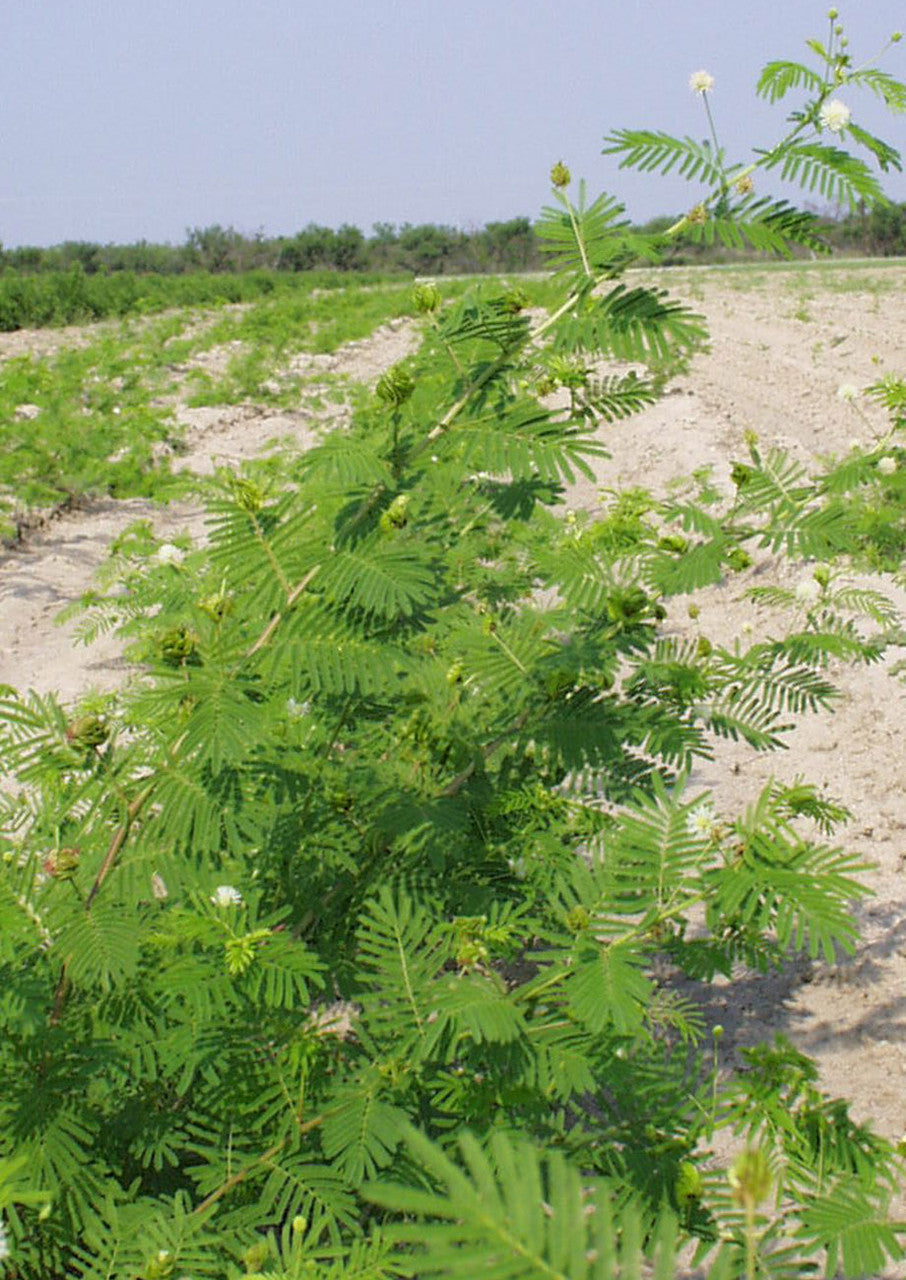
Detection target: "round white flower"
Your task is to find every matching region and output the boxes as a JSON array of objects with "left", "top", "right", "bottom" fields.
[
  {"left": 155, "top": 543, "right": 185, "bottom": 565},
  {"left": 0, "top": 1218, "right": 9, "bottom": 1261},
  {"left": 836, "top": 383, "right": 859, "bottom": 402},
  {"left": 795, "top": 577, "right": 821, "bottom": 605},
  {"left": 687, "top": 802, "right": 719, "bottom": 840},
  {"left": 819, "top": 99, "right": 851, "bottom": 133},
  {"left": 211, "top": 884, "right": 242, "bottom": 907},
  {"left": 689, "top": 70, "right": 715, "bottom": 94},
  {"left": 877, "top": 455, "right": 897, "bottom": 476}
]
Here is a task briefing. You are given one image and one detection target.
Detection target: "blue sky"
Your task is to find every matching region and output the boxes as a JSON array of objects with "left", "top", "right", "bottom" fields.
[{"left": 4, "top": 0, "right": 905, "bottom": 247}]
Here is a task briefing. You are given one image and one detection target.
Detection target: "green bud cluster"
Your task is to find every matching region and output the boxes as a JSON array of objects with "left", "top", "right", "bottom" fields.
[{"left": 550, "top": 160, "right": 571, "bottom": 188}]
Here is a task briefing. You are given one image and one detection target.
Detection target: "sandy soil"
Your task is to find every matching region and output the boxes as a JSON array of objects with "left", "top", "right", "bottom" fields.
[{"left": 2, "top": 264, "right": 906, "bottom": 1255}]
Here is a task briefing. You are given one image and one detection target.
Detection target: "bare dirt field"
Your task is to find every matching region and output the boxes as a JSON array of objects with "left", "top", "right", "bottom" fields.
[{"left": 2, "top": 262, "right": 906, "bottom": 1248}]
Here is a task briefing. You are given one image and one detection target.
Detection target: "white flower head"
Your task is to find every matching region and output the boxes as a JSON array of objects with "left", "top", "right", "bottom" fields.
[
  {"left": 211, "top": 884, "right": 242, "bottom": 907},
  {"left": 689, "top": 70, "right": 715, "bottom": 94},
  {"left": 819, "top": 99, "right": 851, "bottom": 133},
  {"left": 155, "top": 543, "right": 185, "bottom": 565},
  {"left": 795, "top": 576, "right": 822, "bottom": 605},
  {"left": 0, "top": 1218, "right": 9, "bottom": 1261},
  {"left": 836, "top": 383, "right": 859, "bottom": 403},
  {"left": 151, "top": 873, "right": 169, "bottom": 901},
  {"left": 687, "top": 801, "right": 720, "bottom": 841},
  {"left": 877, "top": 455, "right": 897, "bottom": 476}
]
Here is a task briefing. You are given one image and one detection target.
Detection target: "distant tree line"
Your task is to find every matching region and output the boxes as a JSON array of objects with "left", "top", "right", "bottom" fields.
[
  {"left": 1, "top": 204, "right": 903, "bottom": 279},
  {"left": 0, "top": 218, "right": 540, "bottom": 277}
]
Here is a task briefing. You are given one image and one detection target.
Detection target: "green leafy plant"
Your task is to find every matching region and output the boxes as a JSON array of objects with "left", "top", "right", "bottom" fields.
[{"left": 0, "top": 12, "right": 904, "bottom": 1279}]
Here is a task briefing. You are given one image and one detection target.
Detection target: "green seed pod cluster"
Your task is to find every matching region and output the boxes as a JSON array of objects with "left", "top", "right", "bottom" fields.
[
  {"left": 158, "top": 624, "right": 199, "bottom": 667},
  {"left": 65, "top": 714, "right": 109, "bottom": 750},
  {"left": 199, "top": 587, "right": 232, "bottom": 622},
  {"left": 501, "top": 287, "right": 530, "bottom": 315},
  {"left": 606, "top": 586, "right": 649, "bottom": 623},
  {"left": 726, "top": 547, "right": 753, "bottom": 572},
  {"left": 731, "top": 461, "right": 754, "bottom": 488},
  {"left": 412, "top": 281, "right": 442, "bottom": 314},
  {"left": 376, "top": 364, "right": 416, "bottom": 408}
]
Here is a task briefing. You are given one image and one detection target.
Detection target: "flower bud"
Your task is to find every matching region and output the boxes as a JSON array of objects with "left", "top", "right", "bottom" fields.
[
  {"left": 385, "top": 493, "right": 410, "bottom": 528},
  {"left": 550, "top": 160, "right": 571, "bottom": 189},
  {"left": 734, "top": 174, "right": 754, "bottom": 195},
  {"left": 893, "top": 32, "right": 903, "bottom": 42},
  {"left": 686, "top": 203, "right": 708, "bottom": 226},
  {"left": 565, "top": 905, "right": 590, "bottom": 933},
  {"left": 729, "top": 1148, "right": 773, "bottom": 1209},
  {"left": 827, "top": 7, "right": 838, "bottom": 18},
  {"left": 675, "top": 1160, "right": 704, "bottom": 1206}
]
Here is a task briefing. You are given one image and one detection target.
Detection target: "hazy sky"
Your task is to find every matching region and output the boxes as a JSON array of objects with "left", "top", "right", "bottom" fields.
[{"left": 5, "top": 0, "right": 905, "bottom": 247}]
